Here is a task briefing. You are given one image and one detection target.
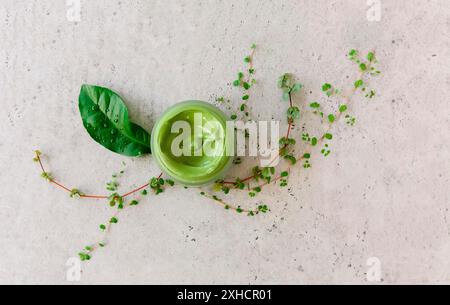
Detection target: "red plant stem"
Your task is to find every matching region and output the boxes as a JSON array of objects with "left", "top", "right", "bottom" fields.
[
  {"left": 286, "top": 92, "right": 294, "bottom": 139},
  {"left": 51, "top": 180, "right": 72, "bottom": 193},
  {"left": 259, "top": 171, "right": 289, "bottom": 188},
  {"left": 36, "top": 153, "right": 161, "bottom": 200},
  {"left": 121, "top": 173, "right": 163, "bottom": 198},
  {"left": 81, "top": 195, "right": 109, "bottom": 199},
  {"left": 223, "top": 175, "right": 255, "bottom": 185},
  {"left": 285, "top": 122, "right": 293, "bottom": 142},
  {"left": 37, "top": 157, "right": 46, "bottom": 173},
  {"left": 122, "top": 183, "right": 150, "bottom": 198}
]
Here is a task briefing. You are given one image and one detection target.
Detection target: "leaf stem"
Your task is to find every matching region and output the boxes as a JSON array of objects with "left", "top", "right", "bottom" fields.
[{"left": 34, "top": 151, "right": 160, "bottom": 200}]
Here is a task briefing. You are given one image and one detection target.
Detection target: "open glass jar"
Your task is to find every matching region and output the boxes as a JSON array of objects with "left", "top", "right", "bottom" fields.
[{"left": 151, "top": 101, "right": 233, "bottom": 187}]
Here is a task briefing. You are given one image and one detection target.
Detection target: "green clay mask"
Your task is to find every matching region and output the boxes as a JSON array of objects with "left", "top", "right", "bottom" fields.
[{"left": 151, "top": 101, "right": 232, "bottom": 186}]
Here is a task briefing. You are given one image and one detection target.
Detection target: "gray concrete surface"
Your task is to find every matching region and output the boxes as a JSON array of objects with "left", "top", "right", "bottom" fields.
[{"left": 1, "top": 0, "right": 449, "bottom": 284}]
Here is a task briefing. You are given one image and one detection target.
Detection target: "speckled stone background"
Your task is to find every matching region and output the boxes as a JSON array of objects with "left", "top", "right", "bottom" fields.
[{"left": 1, "top": 0, "right": 449, "bottom": 284}]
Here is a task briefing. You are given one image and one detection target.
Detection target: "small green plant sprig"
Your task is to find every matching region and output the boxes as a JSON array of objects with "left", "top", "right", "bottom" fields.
[
  {"left": 230, "top": 44, "right": 257, "bottom": 121},
  {"left": 305, "top": 50, "right": 380, "bottom": 159},
  {"left": 77, "top": 172, "right": 176, "bottom": 260},
  {"left": 203, "top": 72, "right": 303, "bottom": 213},
  {"left": 277, "top": 73, "right": 302, "bottom": 166},
  {"left": 82, "top": 174, "right": 175, "bottom": 260},
  {"left": 33, "top": 150, "right": 176, "bottom": 260},
  {"left": 199, "top": 191, "right": 269, "bottom": 216},
  {"left": 204, "top": 48, "right": 381, "bottom": 214}
]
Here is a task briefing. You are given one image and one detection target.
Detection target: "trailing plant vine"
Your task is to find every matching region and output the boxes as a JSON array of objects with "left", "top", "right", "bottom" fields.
[
  {"left": 202, "top": 46, "right": 381, "bottom": 214},
  {"left": 34, "top": 45, "right": 381, "bottom": 260}
]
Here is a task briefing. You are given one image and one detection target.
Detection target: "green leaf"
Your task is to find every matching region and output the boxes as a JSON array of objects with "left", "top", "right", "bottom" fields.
[
  {"left": 311, "top": 137, "right": 318, "bottom": 146},
  {"left": 284, "top": 155, "right": 297, "bottom": 165},
  {"left": 367, "top": 52, "right": 375, "bottom": 62},
  {"left": 278, "top": 73, "right": 292, "bottom": 89},
  {"left": 310, "top": 102, "right": 320, "bottom": 109},
  {"left": 325, "top": 133, "right": 333, "bottom": 140},
  {"left": 78, "top": 253, "right": 91, "bottom": 261},
  {"left": 291, "top": 83, "right": 303, "bottom": 93},
  {"left": 354, "top": 80, "right": 364, "bottom": 89},
  {"left": 328, "top": 114, "right": 335, "bottom": 123},
  {"left": 339, "top": 105, "right": 348, "bottom": 113},
  {"left": 79, "top": 85, "right": 151, "bottom": 157},
  {"left": 258, "top": 205, "right": 269, "bottom": 213},
  {"left": 287, "top": 106, "right": 300, "bottom": 120},
  {"left": 322, "top": 83, "right": 332, "bottom": 92}
]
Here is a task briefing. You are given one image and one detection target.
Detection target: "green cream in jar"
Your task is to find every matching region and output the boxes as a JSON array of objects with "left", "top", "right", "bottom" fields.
[{"left": 151, "top": 101, "right": 232, "bottom": 186}]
